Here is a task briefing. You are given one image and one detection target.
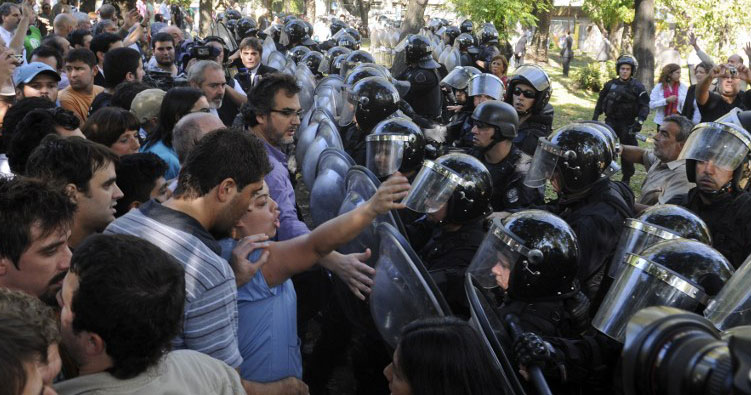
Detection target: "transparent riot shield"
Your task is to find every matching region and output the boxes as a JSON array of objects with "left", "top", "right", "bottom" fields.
[
  {"left": 301, "top": 121, "right": 344, "bottom": 189},
  {"left": 309, "top": 148, "right": 355, "bottom": 227},
  {"left": 370, "top": 222, "right": 451, "bottom": 348}
]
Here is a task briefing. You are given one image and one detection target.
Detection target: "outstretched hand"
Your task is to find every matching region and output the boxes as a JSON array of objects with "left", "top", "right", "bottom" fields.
[
  {"left": 688, "top": 32, "right": 698, "bottom": 48},
  {"left": 745, "top": 42, "right": 751, "bottom": 59},
  {"left": 366, "top": 172, "right": 410, "bottom": 216},
  {"left": 327, "top": 249, "right": 376, "bottom": 300}
]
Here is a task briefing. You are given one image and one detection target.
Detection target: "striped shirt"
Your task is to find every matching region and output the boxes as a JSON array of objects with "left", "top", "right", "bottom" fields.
[{"left": 104, "top": 201, "right": 243, "bottom": 368}]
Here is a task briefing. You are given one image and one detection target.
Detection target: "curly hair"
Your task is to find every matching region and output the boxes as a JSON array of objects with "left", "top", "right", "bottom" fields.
[
  {"left": 0, "top": 288, "right": 60, "bottom": 349},
  {"left": 69, "top": 234, "right": 186, "bottom": 379},
  {"left": 658, "top": 63, "right": 681, "bottom": 85}
]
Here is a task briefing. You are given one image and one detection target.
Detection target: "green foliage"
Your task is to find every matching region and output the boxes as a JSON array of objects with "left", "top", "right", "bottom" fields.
[
  {"left": 574, "top": 60, "right": 616, "bottom": 92},
  {"left": 657, "top": 0, "right": 751, "bottom": 59},
  {"left": 449, "top": 0, "right": 542, "bottom": 40},
  {"left": 582, "top": 0, "right": 634, "bottom": 32}
]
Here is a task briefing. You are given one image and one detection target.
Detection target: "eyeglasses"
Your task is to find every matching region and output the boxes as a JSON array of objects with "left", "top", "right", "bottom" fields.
[
  {"left": 270, "top": 108, "right": 304, "bottom": 119},
  {"left": 513, "top": 87, "right": 536, "bottom": 99}
]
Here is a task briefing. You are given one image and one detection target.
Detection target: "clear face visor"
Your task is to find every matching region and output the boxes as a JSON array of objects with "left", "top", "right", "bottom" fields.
[
  {"left": 593, "top": 254, "right": 709, "bottom": 342},
  {"left": 337, "top": 89, "right": 358, "bottom": 127},
  {"left": 524, "top": 139, "right": 574, "bottom": 188},
  {"left": 677, "top": 122, "right": 751, "bottom": 171},
  {"left": 704, "top": 254, "right": 751, "bottom": 330},
  {"left": 279, "top": 28, "right": 292, "bottom": 47},
  {"left": 468, "top": 74, "right": 503, "bottom": 100},
  {"left": 366, "top": 135, "right": 409, "bottom": 178},
  {"left": 402, "top": 160, "right": 464, "bottom": 213},
  {"left": 607, "top": 219, "right": 682, "bottom": 279},
  {"left": 441, "top": 66, "right": 471, "bottom": 90},
  {"left": 512, "top": 65, "right": 551, "bottom": 92},
  {"left": 467, "top": 219, "right": 524, "bottom": 289}
]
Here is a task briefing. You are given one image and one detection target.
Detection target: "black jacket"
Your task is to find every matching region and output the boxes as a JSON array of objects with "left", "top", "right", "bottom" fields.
[
  {"left": 514, "top": 104, "right": 554, "bottom": 156},
  {"left": 471, "top": 145, "right": 544, "bottom": 211}
]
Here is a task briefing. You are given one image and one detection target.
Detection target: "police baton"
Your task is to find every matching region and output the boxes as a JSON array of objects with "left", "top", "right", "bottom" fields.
[{"left": 505, "top": 313, "right": 553, "bottom": 395}]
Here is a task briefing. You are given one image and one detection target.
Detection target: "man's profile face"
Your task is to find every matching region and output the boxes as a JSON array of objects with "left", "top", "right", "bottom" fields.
[
  {"left": 652, "top": 121, "right": 683, "bottom": 163},
  {"left": 21, "top": 74, "right": 59, "bottom": 102},
  {"left": 241, "top": 47, "right": 261, "bottom": 70},
  {"left": 65, "top": 60, "right": 96, "bottom": 91},
  {"left": 471, "top": 122, "right": 495, "bottom": 148},
  {"left": 74, "top": 161, "right": 124, "bottom": 232},
  {"left": 197, "top": 68, "right": 226, "bottom": 109},
  {"left": 0, "top": 225, "right": 71, "bottom": 301},
  {"left": 59, "top": 271, "right": 86, "bottom": 368},
  {"left": 154, "top": 40, "right": 175, "bottom": 67},
  {"left": 214, "top": 180, "right": 264, "bottom": 238},
  {"left": 79, "top": 34, "right": 92, "bottom": 49},
  {"left": 695, "top": 160, "right": 734, "bottom": 193},
  {"left": 260, "top": 89, "right": 301, "bottom": 146}
]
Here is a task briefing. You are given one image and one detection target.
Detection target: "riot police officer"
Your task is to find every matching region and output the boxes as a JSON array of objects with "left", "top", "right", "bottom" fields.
[
  {"left": 341, "top": 76, "right": 401, "bottom": 165},
  {"left": 301, "top": 51, "right": 324, "bottom": 78},
  {"left": 403, "top": 153, "right": 494, "bottom": 317},
  {"left": 396, "top": 34, "right": 443, "bottom": 121},
  {"left": 281, "top": 19, "right": 319, "bottom": 52},
  {"left": 443, "top": 26, "right": 461, "bottom": 46},
  {"left": 440, "top": 65, "right": 479, "bottom": 126},
  {"left": 460, "top": 19, "right": 474, "bottom": 35},
  {"left": 449, "top": 73, "right": 504, "bottom": 147},
  {"left": 524, "top": 123, "right": 635, "bottom": 300},
  {"left": 504, "top": 64, "right": 554, "bottom": 156},
  {"left": 455, "top": 33, "right": 479, "bottom": 67},
  {"left": 593, "top": 55, "right": 650, "bottom": 185},
  {"left": 365, "top": 117, "right": 426, "bottom": 180},
  {"left": 475, "top": 24, "right": 513, "bottom": 72},
  {"left": 235, "top": 17, "right": 258, "bottom": 41},
  {"left": 667, "top": 120, "right": 751, "bottom": 268},
  {"left": 469, "top": 100, "right": 544, "bottom": 211}
]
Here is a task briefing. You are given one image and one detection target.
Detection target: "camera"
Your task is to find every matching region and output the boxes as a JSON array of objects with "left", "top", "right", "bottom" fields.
[
  {"left": 190, "top": 44, "right": 221, "bottom": 61},
  {"left": 621, "top": 306, "right": 751, "bottom": 395},
  {"left": 143, "top": 70, "right": 187, "bottom": 91},
  {"left": 729, "top": 66, "right": 738, "bottom": 77}
]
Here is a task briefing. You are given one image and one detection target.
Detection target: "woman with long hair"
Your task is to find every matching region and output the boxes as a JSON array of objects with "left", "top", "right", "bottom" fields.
[
  {"left": 649, "top": 63, "right": 687, "bottom": 128},
  {"left": 141, "top": 86, "right": 210, "bottom": 179},
  {"left": 383, "top": 317, "right": 504, "bottom": 395}
]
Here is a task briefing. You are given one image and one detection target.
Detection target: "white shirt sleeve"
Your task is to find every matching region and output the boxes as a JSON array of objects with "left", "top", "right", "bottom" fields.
[
  {"left": 233, "top": 79, "right": 247, "bottom": 97},
  {"left": 649, "top": 83, "right": 667, "bottom": 110}
]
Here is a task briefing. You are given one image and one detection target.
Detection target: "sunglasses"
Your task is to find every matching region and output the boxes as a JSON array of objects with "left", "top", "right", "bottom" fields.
[{"left": 513, "top": 87, "right": 536, "bottom": 99}]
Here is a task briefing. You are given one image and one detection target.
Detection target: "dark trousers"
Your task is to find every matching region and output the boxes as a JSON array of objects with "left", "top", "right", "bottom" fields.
[
  {"left": 606, "top": 118, "right": 637, "bottom": 183},
  {"left": 562, "top": 56, "right": 573, "bottom": 76}
]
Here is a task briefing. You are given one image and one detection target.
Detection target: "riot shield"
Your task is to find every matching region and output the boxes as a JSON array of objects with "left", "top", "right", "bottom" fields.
[
  {"left": 210, "top": 21, "right": 238, "bottom": 52},
  {"left": 295, "top": 113, "right": 335, "bottom": 165},
  {"left": 283, "top": 58, "right": 297, "bottom": 76},
  {"left": 704, "top": 253, "right": 751, "bottom": 330},
  {"left": 295, "top": 63, "right": 316, "bottom": 113},
  {"left": 309, "top": 148, "right": 355, "bottom": 227},
  {"left": 390, "top": 37, "right": 409, "bottom": 78},
  {"left": 301, "top": 121, "right": 344, "bottom": 189},
  {"left": 262, "top": 36, "right": 278, "bottom": 65},
  {"left": 266, "top": 50, "right": 287, "bottom": 71},
  {"left": 465, "top": 274, "right": 528, "bottom": 395},
  {"left": 443, "top": 47, "right": 461, "bottom": 73},
  {"left": 370, "top": 222, "right": 451, "bottom": 348},
  {"left": 333, "top": 166, "right": 407, "bottom": 334}
]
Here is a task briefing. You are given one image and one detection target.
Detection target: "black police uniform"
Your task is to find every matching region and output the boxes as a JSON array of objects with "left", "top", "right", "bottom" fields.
[
  {"left": 668, "top": 187, "right": 751, "bottom": 269},
  {"left": 408, "top": 218, "right": 486, "bottom": 318},
  {"left": 593, "top": 77, "right": 649, "bottom": 183},
  {"left": 447, "top": 112, "right": 475, "bottom": 148},
  {"left": 397, "top": 66, "right": 442, "bottom": 121},
  {"left": 342, "top": 123, "right": 367, "bottom": 166},
  {"left": 542, "top": 178, "right": 635, "bottom": 301},
  {"left": 515, "top": 104, "right": 554, "bottom": 156},
  {"left": 470, "top": 146, "right": 544, "bottom": 211}
]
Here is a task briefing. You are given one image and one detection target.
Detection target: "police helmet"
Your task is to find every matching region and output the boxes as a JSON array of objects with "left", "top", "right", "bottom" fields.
[
  {"left": 479, "top": 25, "right": 499, "bottom": 45},
  {"left": 236, "top": 17, "right": 258, "bottom": 40},
  {"left": 340, "top": 50, "right": 375, "bottom": 77},
  {"left": 505, "top": 64, "right": 552, "bottom": 115},
  {"left": 615, "top": 55, "right": 638, "bottom": 76},
  {"left": 283, "top": 20, "right": 314, "bottom": 46},
  {"left": 681, "top": 122, "right": 751, "bottom": 194},
  {"left": 336, "top": 33, "right": 359, "bottom": 51},
  {"left": 349, "top": 76, "right": 400, "bottom": 132},
  {"left": 330, "top": 19, "right": 347, "bottom": 36},
  {"left": 454, "top": 33, "right": 478, "bottom": 53},
  {"left": 437, "top": 153, "right": 493, "bottom": 224},
  {"left": 302, "top": 51, "right": 324, "bottom": 75},
  {"left": 366, "top": 117, "right": 426, "bottom": 177},
  {"left": 525, "top": 123, "right": 612, "bottom": 194},
  {"left": 405, "top": 34, "right": 439, "bottom": 69},
  {"left": 288, "top": 45, "right": 311, "bottom": 64},
  {"left": 224, "top": 9, "right": 241, "bottom": 21},
  {"left": 471, "top": 100, "right": 519, "bottom": 144},
  {"left": 443, "top": 26, "right": 461, "bottom": 46},
  {"left": 460, "top": 19, "right": 474, "bottom": 34}
]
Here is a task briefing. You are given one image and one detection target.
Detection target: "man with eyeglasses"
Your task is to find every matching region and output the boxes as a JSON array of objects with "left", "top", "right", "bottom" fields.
[{"left": 696, "top": 63, "right": 751, "bottom": 122}]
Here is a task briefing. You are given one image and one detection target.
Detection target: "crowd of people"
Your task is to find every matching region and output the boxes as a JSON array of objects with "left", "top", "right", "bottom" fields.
[{"left": 1, "top": 2, "right": 751, "bottom": 395}]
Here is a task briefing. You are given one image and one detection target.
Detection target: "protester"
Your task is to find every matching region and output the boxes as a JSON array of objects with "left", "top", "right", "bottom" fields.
[
  {"left": 7, "top": 107, "right": 83, "bottom": 174},
  {"left": 682, "top": 62, "right": 711, "bottom": 124},
  {"left": 172, "top": 112, "right": 225, "bottom": 164},
  {"left": 130, "top": 87, "right": 165, "bottom": 140},
  {"left": 114, "top": 152, "right": 171, "bottom": 217},
  {"left": 489, "top": 54, "right": 508, "bottom": 86},
  {"left": 83, "top": 107, "right": 141, "bottom": 156},
  {"left": 59, "top": 49, "right": 104, "bottom": 122},
  {"left": 90, "top": 47, "right": 144, "bottom": 113},
  {"left": 649, "top": 63, "right": 687, "bottom": 129},
  {"left": 13, "top": 61, "right": 60, "bottom": 101},
  {"left": 88, "top": 32, "right": 122, "bottom": 87}
]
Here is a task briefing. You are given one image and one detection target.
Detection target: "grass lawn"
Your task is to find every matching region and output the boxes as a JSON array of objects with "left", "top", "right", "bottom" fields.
[{"left": 531, "top": 53, "right": 654, "bottom": 200}]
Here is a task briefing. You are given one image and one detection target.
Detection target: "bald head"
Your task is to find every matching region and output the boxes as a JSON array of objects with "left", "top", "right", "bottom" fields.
[
  {"left": 54, "top": 13, "right": 75, "bottom": 36},
  {"left": 160, "top": 25, "right": 184, "bottom": 45},
  {"left": 728, "top": 54, "right": 744, "bottom": 67},
  {"left": 173, "top": 113, "right": 225, "bottom": 163}
]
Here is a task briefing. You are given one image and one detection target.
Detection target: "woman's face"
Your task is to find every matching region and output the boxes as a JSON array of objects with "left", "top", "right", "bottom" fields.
[
  {"left": 695, "top": 66, "right": 708, "bottom": 82},
  {"left": 232, "top": 181, "right": 280, "bottom": 239},
  {"left": 110, "top": 129, "right": 140, "bottom": 156},
  {"left": 490, "top": 59, "right": 505, "bottom": 77},
  {"left": 384, "top": 347, "right": 413, "bottom": 395},
  {"left": 669, "top": 68, "right": 680, "bottom": 82}
]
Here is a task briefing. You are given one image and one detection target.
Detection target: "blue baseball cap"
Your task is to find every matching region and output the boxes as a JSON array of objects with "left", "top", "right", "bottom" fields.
[{"left": 13, "top": 62, "right": 61, "bottom": 87}]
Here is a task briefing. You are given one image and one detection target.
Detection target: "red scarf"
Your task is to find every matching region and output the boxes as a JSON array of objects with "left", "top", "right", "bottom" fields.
[{"left": 663, "top": 82, "right": 679, "bottom": 116}]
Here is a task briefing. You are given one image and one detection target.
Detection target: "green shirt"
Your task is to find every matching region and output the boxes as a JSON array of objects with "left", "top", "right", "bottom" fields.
[{"left": 24, "top": 25, "right": 42, "bottom": 61}]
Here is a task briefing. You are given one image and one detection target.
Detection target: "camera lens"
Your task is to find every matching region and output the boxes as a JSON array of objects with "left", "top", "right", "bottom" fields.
[{"left": 622, "top": 306, "right": 735, "bottom": 395}]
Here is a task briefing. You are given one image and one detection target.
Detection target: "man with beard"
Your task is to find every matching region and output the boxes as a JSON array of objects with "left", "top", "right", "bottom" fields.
[
  {"left": 104, "top": 129, "right": 308, "bottom": 394},
  {"left": 25, "top": 135, "right": 124, "bottom": 250},
  {"left": 696, "top": 63, "right": 751, "bottom": 122},
  {"left": 189, "top": 60, "right": 246, "bottom": 126},
  {"left": 147, "top": 32, "right": 177, "bottom": 76},
  {"left": 0, "top": 177, "right": 75, "bottom": 307}
]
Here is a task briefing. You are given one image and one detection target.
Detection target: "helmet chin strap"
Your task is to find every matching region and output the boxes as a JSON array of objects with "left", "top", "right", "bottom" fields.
[{"left": 700, "top": 180, "right": 734, "bottom": 200}]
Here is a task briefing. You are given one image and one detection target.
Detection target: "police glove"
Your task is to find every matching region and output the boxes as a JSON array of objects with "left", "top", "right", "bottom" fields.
[{"left": 512, "top": 332, "right": 563, "bottom": 372}]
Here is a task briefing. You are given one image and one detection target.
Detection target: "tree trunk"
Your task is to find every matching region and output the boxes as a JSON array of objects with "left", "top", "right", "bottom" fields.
[
  {"left": 398, "top": 0, "right": 428, "bottom": 40},
  {"left": 199, "top": 0, "right": 212, "bottom": 36},
  {"left": 356, "top": 0, "right": 370, "bottom": 31},
  {"left": 633, "top": 0, "right": 655, "bottom": 90},
  {"left": 531, "top": 0, "right": 552, "bottom": 61}
]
